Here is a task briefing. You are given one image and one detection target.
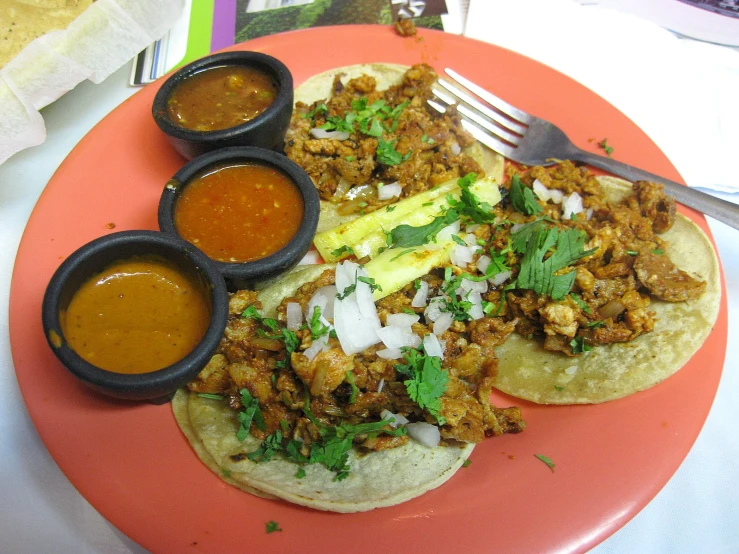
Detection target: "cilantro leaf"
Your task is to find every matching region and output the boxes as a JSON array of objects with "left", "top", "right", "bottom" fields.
[
  {"left": 509, "top": 175, "right": 543, "bottom": 215},
  {"left": 535, "top": 454, "right": 556, "bottom": 472},
  {"left": 377, "top": 138, "right": 411, "bottom": 166},
  {"left": 395, "top": 346, "right": 448, "bottom": 424},
  {"left": 570, "top": 336, "right": 593, "bottom": 354},
  {"left": 387, "top": 209, "right": 458, "bottom": 248},
  {"left": 265, "top": 521, "right": 282, "bottom": 533},
  {"left": 331, "top": 245, "right": 355, "bottom": 258}
]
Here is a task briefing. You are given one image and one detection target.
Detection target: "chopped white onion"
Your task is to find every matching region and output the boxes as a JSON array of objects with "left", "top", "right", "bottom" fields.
[
  {"left": 377, "top": 378, "right": 385, "bottom": 392},
  {"left": 333, "top": 261, "right": 381, "bottom": 355},
  {"left": 377, "top": 348, "right": 403, "bottom": 360},
  {"left": 549, "top": 189, "right": 564, "bottom": 204},
  {"left": 562, "top": 192, "right": 584, "bottom": 219},
  {"left": 533, "top": 179, "right": 551, "bottom": 201},
  {"left": 377, "top": 326, "right": 421, "bottom": 349},
  {"left": 422, "top": 333, "right": 445, "bottom": 359},
  {"left": 466, "top": 291, "right": 485, "bottom": 320},
  {"left": 303, "top": 334, "right": 330, "bottom": 361},
  {"left": 450, "top": 141, "right": 461, "bottom": 155},
  {"left": 310, "top": 128, "right": 350, "bottom": 140},
  {"left": 309, "top": 286, "right": 337, "bottom": 319},
  {"left": 381, "top": 409, "right": 409, "bottom": 427},
  {"left": 433, "top": 312, "right": 454, "bottom": 335},
  {"left": 437, "top": 220, "right": 461, "bottom": 242},
  {"left": 424, "top": 296, "right": 446, "bottom": 322},
  {"left": 386, "top": 312, "right": 420, "bottom": 328},
  {"left": 406, "top": 422, "right": 441, "bottom": 448},
  {"left": 450, "top": 244, "right": 473, "bottom": 268},
  {"left": 489, "top": 270, "right": 512, "bottom": 287},
  {"left": 476, "top": 254, "right": 491, "bottom": 276},
  {"left": 565, "top": 365, "right": 578, "bottom": 375},
  {"left": 586, "top": 207, "right": 594, "bottom": 221},
  {"left": 411, "top": 280, "right": 430, "bottom": 307},
  {"left": 286, "top": 302, "right": 303, "bottom": 331},
  {"left": 458, "top": 278, "right": 488, "bottom": 295},
  {"left": 463, "top": 233, "right": 478, "bottom": 247},
  {"left": 377, "top": 181, "right": 402, "bottom": 200},
  {"left": 465, "top": 223, "right": 481, "bottom": 233}
]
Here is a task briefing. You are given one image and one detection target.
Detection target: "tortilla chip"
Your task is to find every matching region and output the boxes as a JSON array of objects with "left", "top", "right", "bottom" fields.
[{"left": 493, "top": 177, "right": 721, "bottom": 404}]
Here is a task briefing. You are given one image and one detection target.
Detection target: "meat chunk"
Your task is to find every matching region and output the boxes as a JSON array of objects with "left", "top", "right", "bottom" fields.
[{"left": 634, "top": 251, "right": 706, "bottom": 302}]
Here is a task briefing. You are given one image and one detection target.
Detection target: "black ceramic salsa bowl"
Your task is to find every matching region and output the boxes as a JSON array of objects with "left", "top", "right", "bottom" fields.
[
  {"left": 158, "top": 146, "right": 321, "bottom": 291},
  {"left": 152, "top": 51, "right": 294, "bottom": 160},
  {"left": 41, "top": 230, "right": 229, "bottom": 401}
]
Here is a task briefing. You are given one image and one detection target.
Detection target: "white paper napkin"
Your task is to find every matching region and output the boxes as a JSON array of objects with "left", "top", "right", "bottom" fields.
[{"left": 463, "top": 0, "right": 739, "bottom": 193}]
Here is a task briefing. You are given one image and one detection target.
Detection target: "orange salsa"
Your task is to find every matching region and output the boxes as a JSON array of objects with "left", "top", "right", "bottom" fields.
[
  {"left": 167, "top": 65, "right": 278, "bottom": 131},
  {"left": 62, "top": 257, "right": 211, "bottom": 374},
  {"left": 174, "top": 163, "right": 304, "bottom": 263}
]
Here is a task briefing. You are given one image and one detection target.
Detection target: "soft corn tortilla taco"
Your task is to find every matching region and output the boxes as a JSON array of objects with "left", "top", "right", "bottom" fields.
[
  {"left": 289, "top": 63, "right": 505, "bottom": 233},
  {"left": 493, "top": 176, "right": 721, "bottom": 404},
  {"left": 173, "top": 264, "right": 474, "bottom": 513}
]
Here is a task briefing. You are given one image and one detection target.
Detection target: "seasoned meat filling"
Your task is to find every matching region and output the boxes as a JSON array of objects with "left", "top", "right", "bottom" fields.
[{"left": 285, "top": 64, "right": 483, "bottom": 214}]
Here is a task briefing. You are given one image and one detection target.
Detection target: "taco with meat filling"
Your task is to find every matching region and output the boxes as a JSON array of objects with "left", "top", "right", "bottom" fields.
[{"left": 284, "top": 63, "right": 505, "bottom": 232}]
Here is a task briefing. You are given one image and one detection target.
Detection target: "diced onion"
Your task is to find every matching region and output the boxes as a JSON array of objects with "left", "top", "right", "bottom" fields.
[
  {"left": 377, "top": 348, "right": 402, "bottom": 360},
  {"left": 549, "top": 189, "right": 564, "bottom": 204},
  {"left": 466, "top": 291, "right": 485, "bottom": 320},
  {"left": 586, "top": 207, "right": 594, "bottom": 221},
  {"left": 562, "top": 192, "right": 584, "bottom": 219},
  {"left": 450, "top": 244, "right": 473, "bottom": 268},
  {"left": 422, "top": 333, "right": 445, "bottom": 359},
  {"left": 286, "top": 302, "right": 302, "bottom": 331},
  {"left": 377, "top": 378, "right": 385, "bottom": 392},
  {"left": 309, "top": 286, "right": 337, "bottom": 319},
  {"left": 565, "top": 365, "right": 578, "bottom": 375},
  {"left": 466, "top": 224, "right": 481, "bottom": 233},
  {"left": 458, "top": 278, "right": 488, "bottom": 295},
  {"left": 331, "top": 178, "right": 352, "bottom": 201},
  {"left": 406, "top": 422, "right": 441, "bottom": 448},
  {"left": 333, "top": 261, "right": 381, "bottom": 355},
  {"left": 424, "top": 296, "right": 446, "bottom": 322},
  {"left": 386, "top": 312, "right": 420, "bottom": 328},
  {"left": 433, "top": 312, "right": 454, "bottom": 335},
  {"left": 476, "top": 254, "right": 491, "bottom": 276},
  {"left": 381, "top": 409, "right": 409, "bottom": 427},
  {"left": 450, "top": 141, "right": 461, "bottom": 155},
  {"left": 437, "top": 220, "right": 461, "bottom": 242},
  {"left": 533, "top": 179, "right": 550, "bottom": 201},
  {"left": 310, "top": 128, "right": 350, "bottom": 140},
  {"left": 412, "top": 280, "right": 430, "bottom": 307},
  {"left": 489, "top": 270, "right": 512, "bottom": 287},
  {"left": 377, "top": 181, "right": 402, "bottom": 200},
  {"left": 304, "top": 334, "right": 330, "bottom": 362},
  {"left": 463, "top": 233, "right": 478, "bottom": 247},
  {"left": 377, "top": 326, "right": 421, "bottom": 349}
]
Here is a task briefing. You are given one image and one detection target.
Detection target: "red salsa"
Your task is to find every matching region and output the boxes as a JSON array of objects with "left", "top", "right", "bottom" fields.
[
  {"left": 175, "top": 163, "right": 304, "bottom": 263},
  {"left": 167, "top": 65, "right": 278, "bottom": 131}
]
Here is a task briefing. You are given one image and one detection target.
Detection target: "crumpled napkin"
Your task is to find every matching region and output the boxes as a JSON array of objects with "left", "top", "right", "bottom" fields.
[
  {"left": 463, "top": 0, "right": 739, "bottom": 193},
  {"left": 0, "top": 0, "right": 184, "bottom": 165}
]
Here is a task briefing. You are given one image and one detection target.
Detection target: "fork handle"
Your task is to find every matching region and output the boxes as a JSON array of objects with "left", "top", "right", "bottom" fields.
[{"left": 570, "top": 149, "right": 739, "bottom": 231}]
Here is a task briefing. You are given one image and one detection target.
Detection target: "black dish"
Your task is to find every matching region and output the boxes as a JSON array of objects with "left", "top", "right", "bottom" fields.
[
  {"left": 152, "top": 51, "right": 294, "bottom": 160},
  {"left": 41, "top": 230, "right": 229, "bottom": 401},
  {"left": 158, "top": 146, "right": 321, "bottom": 291}
]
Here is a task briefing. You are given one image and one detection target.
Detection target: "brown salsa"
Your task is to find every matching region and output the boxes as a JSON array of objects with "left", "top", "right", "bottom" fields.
[
  {"left": 167, "top": 65, "right": 278, "bottom": 131},
  {"left": 62, "top": 257, "right": 211, "bottom": 374},
  {"left": 174, "top": 163, "right": 304, "bottom": 263}
]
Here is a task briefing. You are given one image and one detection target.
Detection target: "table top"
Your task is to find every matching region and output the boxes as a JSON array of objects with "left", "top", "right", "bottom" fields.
[{"left": 1, "top": 49, "right": 738, "bottom": 554}]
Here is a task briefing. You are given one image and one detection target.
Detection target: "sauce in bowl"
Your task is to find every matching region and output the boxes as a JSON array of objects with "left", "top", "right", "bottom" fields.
[
  {"left": 174, "top": 163, "right": 304, "bottom": 263},
  {"left": 61, "top": 257, "right": 211, "bottom": 375},
  {"left": 166, "top": 65, "right": 278, "bottom": 132}
]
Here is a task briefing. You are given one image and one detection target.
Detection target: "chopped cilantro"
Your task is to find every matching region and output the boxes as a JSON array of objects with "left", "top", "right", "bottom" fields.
[
  {"left": 509, "top": 174, "right": 543, "bottom": 215},
  {"left": 386, "top": 205, "right": 396, "bottom": 212},
  {"left": 451, "top": 234, "right": 467, "bottom": 246},
  {"left": 652, "top": 248, "right": 664, "bottom": 255},
  {"left": 597, "top": 138, "right": 614, "bottom": 156},
  {"left": 569, "top": 292, "right": 592, "bottom": 314},
  {"left": 377, "top": 138, "right": 411, "bottom": 166},
  {"left": 554, "top": 385, "right": 564, "bottom": 392},
  {"left": 196, "top": 393, "right": 224, "bottom": 401},
  {"left": 626, "top": 250, "right": 638, "bottom": 256},
  {"left": 535, "top": 454, "right": 556, "bottom": 472},
  {"left": 570, "top": 336, "right": 593, "bottom": 354},
  {"left": 462, "top": 459, "right": 472, "bottom": 468},
  {"left": 236, "top": 389, "right": 266, "bottom": 441},
  {"left": 387, "top": 209, "right": 458, "bottom": 249},
  {"left": 303, "top": 306, "right": 332, "bottom": 340},
  {"left": 345, "top": 371, "right": 358, "bottom": 404},
  {"left": 586, "top": 320, "right": 605, "bottom": 328},
  {"left": 395, "top": 346, "right": 448, "bottom": 424},
  {"left": 295, "top": 467, "right": 306, "bottom": 479},
  {"left": 358, "top": 275, "right": 382, "bottom": 293},
  {"left": 266, "top": 521, "right": 282, "bottom": 533},
  {"left": 331, "top": 245, "right": 355, "bottom": 258},
  {"left": 242, "top": 306, "right": 299, "bottom": 368},
  {"left": 302, "top": 103, "right": 327, "bottom": 119}
]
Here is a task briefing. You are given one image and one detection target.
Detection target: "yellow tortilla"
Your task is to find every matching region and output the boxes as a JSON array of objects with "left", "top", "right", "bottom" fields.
[
  {"left": 493, "top": 177, "right": 722, "bottom": 404},
  {"left": 174, "top": 265, "right": 473, "bottom": 512},
  {"left": 293, "top": 64, "right": 505, "bottom": 233}
]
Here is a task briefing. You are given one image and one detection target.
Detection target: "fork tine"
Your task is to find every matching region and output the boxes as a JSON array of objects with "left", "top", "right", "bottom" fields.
[
  {"left": 432, "top": 87, "right": 522, "bottom": 145},
  {"left": 436, "top": 80, "right": 527, "bottom": 136},
  {"left": 445, "top": 68, "right": 533, "bottom": 125},
  {"left": 427, "top": 99, "right": 517, "bottom": 159}
]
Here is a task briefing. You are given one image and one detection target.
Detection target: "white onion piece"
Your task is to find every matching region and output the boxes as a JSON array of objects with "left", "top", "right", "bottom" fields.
[
  {"left": 549, "top": 189, "right": 564, "bottom": 204},
  {"left": 450, "top": 141, "right": 461, "bottom": 155},
  {"left": 310, "top": 128, "right": 350, "bottom": 140},
  {"left": 377, "top": 378, "right": 385, "bottom": 392},
  {"left": 286, "top": 302, "right": 302, "bottom": 331},
  {"left": 562, "top": 192, "right": 584, "bottom": 219},
  {"left": 303, "top": 334, "right": 330, "bottom": 361},
  {"left": 309, "top": 285, "right": 337, "bottom": 319},
  {"left": 381, "top": 409, "right": 409, "bottom": 427},
  {"left": 406, "top": 422, "right": 441, "bottom": 448},
  {"left": 386, "top": 312, "right": 420, "bottom": 328},
  {"left": 333, "top": 261, "right": 381, "bottom": 355},
  {"left": 463, "top": 233, "right": 478, "bottom": 247},
  {"left": 331, "top": 178, "right": 351, "bottom": 201},
  {"left": 433, "top": 312, "right": 454, "bottom": 335},
  {"left": 411, "top": 280, "right": 430, "bottom": 307},
  {"left": 467, "top": 291, "right": 485, "bottom": 320},
  {"left": 586, "top": 207, "right": 594, "bottom": 221},
  {"left": 450, "top": 244, "right": 473, "bottom": 268},
  {"left": 436, "top": 220, "right": 461, "bottom": 242},
  {"left": 466, "top": 224, "right": 481, "bottom": 233},
  {"left": 490, "top": 270, "right": 512, "bottom": 287},
  {"left": 306, "top": 293, "right": 327, "bottom": 321},
  {"left": 477, "top": 254, "right": 491, "bottom": 276},
  {"left": 377, "top": 348, "right": 402, "bottom": 360},
  {"left": 377, "top": 181, "right": 402, "bottom": 200},
  {"left": 533, "top": 179, "right": 550, "bottom": 201},
  {"left": 377, "top": 326, "right": 421, "bottom": 349},
  {"left": 422, "top": 333, "right": 445, "bottom": 359},
  {"left": 424, "top": 296, "right": 446, "bottom": 322},
  {"left": 458, "top": 278, "right": 488, "bottom": 295}
]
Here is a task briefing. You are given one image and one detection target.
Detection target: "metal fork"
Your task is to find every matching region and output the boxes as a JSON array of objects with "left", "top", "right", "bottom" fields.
[{"left": 430, "top": 68, "right": 739, "bottom": 231}]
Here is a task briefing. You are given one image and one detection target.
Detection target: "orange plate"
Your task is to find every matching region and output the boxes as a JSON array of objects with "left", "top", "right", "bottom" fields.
[{"left": 9, "top": 26, "right": 728, "bottom": 553}]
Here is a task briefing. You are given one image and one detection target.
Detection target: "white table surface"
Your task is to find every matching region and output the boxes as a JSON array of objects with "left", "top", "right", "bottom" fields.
[{"left": 1, "top": 56, "right": 738, "bottom": 553}]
